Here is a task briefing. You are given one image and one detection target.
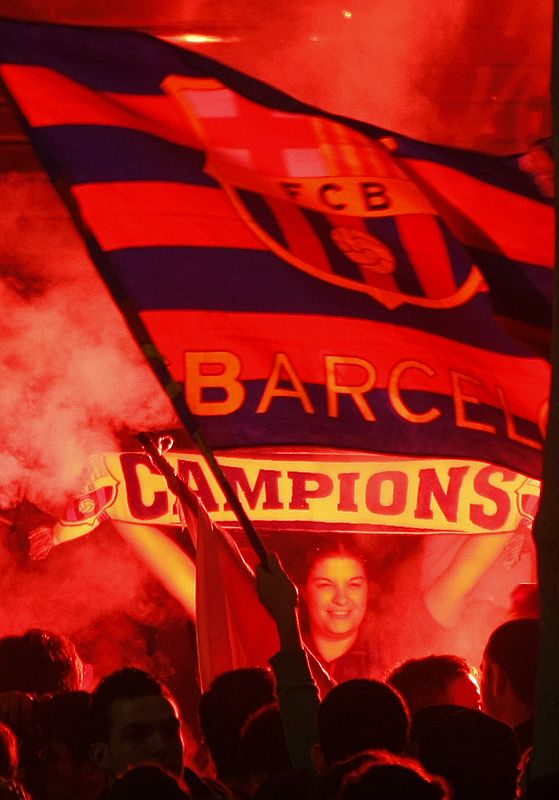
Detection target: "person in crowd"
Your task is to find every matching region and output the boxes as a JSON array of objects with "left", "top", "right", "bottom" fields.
[
  {"left": 104, "top": 765, "right": 192, "bottom": 800},
  {"left": 30, "top": 691, "right": 105, "bottom": 800},
  {"left": 0, "top": 630, "right": 83, "bottom": 696},
  {"left": 198, "top": 668, "right": 276, "bottom": 797},
  {"left": 297, "top": 541, "right": 377, "bottom": 682},
  {"left": 256, "top": 549, "right": 409, "bottom": 778},
  {"left": 0, "top": 629, "right": 86, "bottom": 798},
  {"left": 386, "top": 654, "right": 481, "bottom": 713},
  {"left": 314, "top": 679, "right": 410, "bottom": 771},
  {"left": 89, "top": 667, "right": 184, "bottom": 781},
  {"left": 337, "top": 750, "right": 450, "bottom": 800},
  {"left": 411, "top": 705, "right": 519, "bottom": 800},
  {"left": 238, "top": 703, "right": 295, "bottom": 796},
  {"left": 255, "top": 550, "right": 323, "bottom": 785},
  {"left": 480, "top": 617, "right": 539, "bottom": 754},
  {"left": 89, "top": 667, "right": 220, "bottom": 799}
]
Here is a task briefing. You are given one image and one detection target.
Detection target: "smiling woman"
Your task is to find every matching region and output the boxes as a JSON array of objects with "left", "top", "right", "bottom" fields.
[{"left": 298, "top": 540, "right": 378, "bottom": 682}]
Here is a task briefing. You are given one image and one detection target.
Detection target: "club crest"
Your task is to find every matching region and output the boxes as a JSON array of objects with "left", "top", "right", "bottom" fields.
[
  {"left": 163, "top": 75, "right": 484, "bottom": 310},
  {"left": 61, "top": 472, "right": 119, "bottom": 527}
]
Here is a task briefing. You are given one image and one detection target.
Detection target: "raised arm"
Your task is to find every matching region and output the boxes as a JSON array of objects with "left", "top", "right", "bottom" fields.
[{"left": 255, "top": 552, "right": 320, "bottom": 774}]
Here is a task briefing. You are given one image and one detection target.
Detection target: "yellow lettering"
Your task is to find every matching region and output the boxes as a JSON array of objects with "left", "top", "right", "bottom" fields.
[
  {"left": 257, "top": 353, "right": 314, "bottom": 414},
  {"left": 185, "top": 351, "right": 245, "bottom": 415},
  {"left": 450, "top": 371, "right": 496, "bottom": 434},
  {"left": 325, "top": 356, "right": 376, "bottom": 420},
  {"left": 389, "top": 360, "right": 441, "bottom": 423}
]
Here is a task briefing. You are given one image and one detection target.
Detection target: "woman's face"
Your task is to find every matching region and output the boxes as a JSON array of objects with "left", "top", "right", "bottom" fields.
[{"left": 304, "top": 554, "right": 368, "bottom": 640}]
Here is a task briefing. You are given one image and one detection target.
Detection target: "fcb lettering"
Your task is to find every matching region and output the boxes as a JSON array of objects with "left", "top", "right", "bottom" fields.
[{"left": 0, "top": 19, "right": 552, "bottom": 482}]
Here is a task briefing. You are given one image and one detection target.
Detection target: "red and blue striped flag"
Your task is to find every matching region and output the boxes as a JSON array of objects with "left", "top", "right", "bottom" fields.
[{"left": 0, "top": 19, "right": 553, "bottom": 478}]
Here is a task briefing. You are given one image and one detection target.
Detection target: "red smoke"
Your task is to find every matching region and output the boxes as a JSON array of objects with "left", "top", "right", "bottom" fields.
[
  {"left": 0, "top": 0, "right": 549, "bottom": 688},
  {"left": 0, "top": 172, "right": 179, "bottom": 685}
]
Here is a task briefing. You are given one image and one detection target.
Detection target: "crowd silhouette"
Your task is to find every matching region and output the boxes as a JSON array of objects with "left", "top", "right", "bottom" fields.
[{"left": 0, "top": 545, "right": 548, "bottom": 800}]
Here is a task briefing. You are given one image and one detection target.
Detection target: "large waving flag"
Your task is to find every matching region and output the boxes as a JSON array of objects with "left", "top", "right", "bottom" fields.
[{"left": 0, "top": 18, "right": 552, "bottom": 484}]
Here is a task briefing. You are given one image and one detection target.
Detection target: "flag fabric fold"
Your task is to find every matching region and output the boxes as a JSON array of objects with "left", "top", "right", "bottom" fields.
[
  {"left": 183, "top": 491, "right": 334, "bottom": 695},
  {"left": 0, "top": 18, "right": 553, "bottom": 479},
  {"left": 189, "top": 494, "right": 280, "bottom": 690}
]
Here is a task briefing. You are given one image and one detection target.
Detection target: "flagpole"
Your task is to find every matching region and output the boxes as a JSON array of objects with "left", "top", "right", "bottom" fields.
[
  {"left": 136, "top": 430, "right": 269, "bottom": 567},
  {"left": 55, "top": 194, "right": 270, "bottom": 568},
  {"left": 528, "top": 0, "right": 559, "bottom": 785}
]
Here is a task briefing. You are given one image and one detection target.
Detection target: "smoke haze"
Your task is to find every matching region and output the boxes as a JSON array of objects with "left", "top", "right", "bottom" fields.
[
  {"left": 0, "top": 0, "right": 546, "bottom": 689},
  {"left": 174, "top": 0, "right": 552, "bottom": 153},
  {"left": 0, "top": 174, "right": 177, "bottom": 513}
]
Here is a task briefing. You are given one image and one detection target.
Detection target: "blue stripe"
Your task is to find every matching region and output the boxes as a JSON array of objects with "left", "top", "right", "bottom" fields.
[
  {"left": 469, "top": 248, "right": 552, "bottom": 327},
  {"left": 108, "top": 245, "right": 535, "bottom": 355},
  {"left": 301, "top": 209, "right": 363, "bottom": 282},
  {"left": 440, "top": 222, "right": 479, "bottom": 284},
  {"left": 30, "top": 126, "right": 217, "bottom": 186},
  {"left": 197, "top": 383, "right": 543, "bottom": 478},
  {"left": 0, "top": 20, "right": 193, "bottom": 92},
  {"left": 238, "top": 190, "right": 289, "bottom": 250},
  {"left": 365, "top": 216, "right": 424, "bottom": 296},
  {"left": 0, "top": 18, "right": 313, "bottom": 109},
  {"left": 392, "top": 134, "right": 554, "bottom": 205}
]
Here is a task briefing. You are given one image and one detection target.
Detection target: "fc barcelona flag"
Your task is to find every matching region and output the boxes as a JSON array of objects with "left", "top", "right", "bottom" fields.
[{"left": 0, "top": 19, "right": 553, "bottom": 479}]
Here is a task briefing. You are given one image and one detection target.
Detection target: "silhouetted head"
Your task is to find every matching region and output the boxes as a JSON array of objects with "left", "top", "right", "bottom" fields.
[
  {"left": 338, "top": 750, "right": 450, "bottom": 800},
  {"left": 412, "top": 705, "right": 518, "bottom": 800},
  {"left": 316, "top": 679, "right": 409, "bottom": 768},
  {"left": 198, "top": 667, "right": 275, "bottom": 783},
  {"left": 36, "top": 691, "right": 106, "bottom": 800},
  {"left": 387, "top": 654, "right": 480, "bottom": 713},
  {"left": 90, "top": 668, "right": 184, "bottom": 780},
  {"left": 481, "top": 618, "right": 539, "bottom": 725},
  {"left": 239, "top": 703, "right": 292, "bottom": 791},
  {"left": 0, "top": 629, "right": 83, "bottom": 695}
]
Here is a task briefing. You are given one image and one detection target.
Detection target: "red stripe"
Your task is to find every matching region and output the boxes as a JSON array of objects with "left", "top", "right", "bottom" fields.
[
  {"left": 141, "top": 309, "right": 549, "bottom": 418},
  {"left": 402, "top": 157, "right": 554, "bottom": 268},
  {"left": 71, "top": 182, "right": 266, "bottom": 250},
  {"left": 1, "top": 65, "right": 201, "bottom": 149},
  {"left": 267, "top": 196, "right": 333, "bottom": 273},
  {"left": 3, "top": 65, "right": 551, "bottom": 272},
  {"left": 396, "top": 214, "right": 456, "bottom": 298}
]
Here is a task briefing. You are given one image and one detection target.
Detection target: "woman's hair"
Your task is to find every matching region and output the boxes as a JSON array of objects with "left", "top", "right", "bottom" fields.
[{"left": 298, "top": 537, "right": 370, "bottom": 586}]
